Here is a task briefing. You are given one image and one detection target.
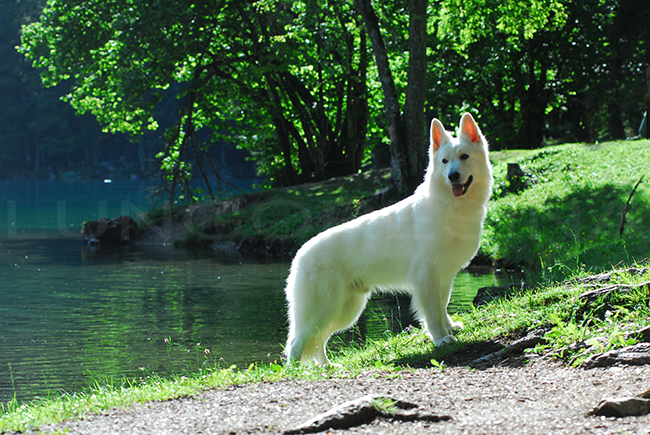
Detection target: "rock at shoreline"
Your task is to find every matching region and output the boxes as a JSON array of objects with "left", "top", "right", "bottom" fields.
[
  {"left": 472, "top": 284, "right": 524, "bottom": 307},
  {"left": 82, "top": 216, "right": 138, "bottom": 246}
]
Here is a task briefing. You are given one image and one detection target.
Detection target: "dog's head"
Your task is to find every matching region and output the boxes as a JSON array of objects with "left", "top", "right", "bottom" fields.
[{"left": 429, "top": 113, "right": 490, "bottom": 198}]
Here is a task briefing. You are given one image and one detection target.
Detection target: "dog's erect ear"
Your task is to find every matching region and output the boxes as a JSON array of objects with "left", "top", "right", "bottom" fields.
[
  {"left": 430, "top": 118, "right": 448, "bottom": 150},
  {"left": 459, "top": 112, "right": 482, "bottom": 144}
]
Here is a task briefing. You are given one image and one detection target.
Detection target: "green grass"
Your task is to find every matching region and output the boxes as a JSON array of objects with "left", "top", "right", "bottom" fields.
[
  {"left": 0, "top": 359, "right": 354, "bottom": 432},
  {"left": 483, "top": 140, "right": 650, "bottom": 277}
]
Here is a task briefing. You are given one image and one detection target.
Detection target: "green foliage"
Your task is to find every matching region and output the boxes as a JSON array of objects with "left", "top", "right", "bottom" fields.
[
  {"left": 431, "top": 0, "right": 649, "bottom": 150},
  {"left": 439, "top": 0, "right": 567, "bottom": 49},
  {"left": 429, "top": 359, "right": 446, "bottom": 371},
  {"left": 15, "top": 0, "right": 650, "bottom": 188},
  {"left": 371, "top": 397, "right": 399, "bottom": 414},
  {"left": 20, "top": 0, "right": 374, "bottom": 191}
]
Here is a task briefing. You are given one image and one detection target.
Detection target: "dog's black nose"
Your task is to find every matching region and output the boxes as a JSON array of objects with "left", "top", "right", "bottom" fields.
[{"left": 448, "top": 171, "right": 460, "bottom": 182}]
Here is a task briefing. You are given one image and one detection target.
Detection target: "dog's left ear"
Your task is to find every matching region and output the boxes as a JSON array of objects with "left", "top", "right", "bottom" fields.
[{"left": 459, "top": 113, "right": 482, "bottom": 144}]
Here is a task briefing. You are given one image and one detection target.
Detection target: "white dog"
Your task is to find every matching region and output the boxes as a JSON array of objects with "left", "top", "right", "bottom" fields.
[{"left": 285, "top": 113, "right": 493, "bottom": 365}]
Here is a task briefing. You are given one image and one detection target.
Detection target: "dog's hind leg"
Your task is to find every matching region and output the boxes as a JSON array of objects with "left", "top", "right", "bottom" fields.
[
  {"left": 287, "top": 278, "right": 369, "bottom": 365},
  {"left": 308, "top": 290, "right": 370, "bottom": 365},
  {"left": 285, "top": 270, "right": 344, "bottom": 364}
]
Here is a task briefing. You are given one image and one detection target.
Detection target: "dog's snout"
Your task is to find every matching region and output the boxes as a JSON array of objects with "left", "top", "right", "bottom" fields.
[{"left": 448, "top": 171, "right": 460, "bottom": 182}]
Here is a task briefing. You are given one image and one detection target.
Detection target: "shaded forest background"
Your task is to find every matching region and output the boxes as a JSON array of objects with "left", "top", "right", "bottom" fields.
[{"left": 4, "top": 0, "right": 650, "bottom": 198}]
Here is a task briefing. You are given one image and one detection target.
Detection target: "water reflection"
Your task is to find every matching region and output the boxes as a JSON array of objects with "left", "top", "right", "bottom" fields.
[{"left": 0, "top": 237, "right": 521, "bottom": 404}]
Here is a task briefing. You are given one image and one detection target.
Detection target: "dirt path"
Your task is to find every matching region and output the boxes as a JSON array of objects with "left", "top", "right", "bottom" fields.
[{"left": 40, "top": 359, "right": 650, "bottom": 435}]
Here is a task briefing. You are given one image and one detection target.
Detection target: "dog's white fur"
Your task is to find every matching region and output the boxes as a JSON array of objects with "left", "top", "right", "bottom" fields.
[{"left": 285, "top": 113, "right": 493, "bottom": 365}]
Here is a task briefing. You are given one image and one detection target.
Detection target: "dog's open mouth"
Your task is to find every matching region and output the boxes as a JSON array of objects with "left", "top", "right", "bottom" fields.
[{"left": 452, "top": 175, "right": 473, "bottom": 197}]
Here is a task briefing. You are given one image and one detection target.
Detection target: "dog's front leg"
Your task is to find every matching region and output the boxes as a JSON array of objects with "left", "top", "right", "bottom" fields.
[{"left": 411, "top": 278, "right": 458, "bottom": 346}]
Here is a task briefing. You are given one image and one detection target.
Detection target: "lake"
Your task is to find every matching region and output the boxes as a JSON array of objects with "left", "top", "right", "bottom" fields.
[{"left": 0, "top": 180, "right": 520, "bottom": 405}]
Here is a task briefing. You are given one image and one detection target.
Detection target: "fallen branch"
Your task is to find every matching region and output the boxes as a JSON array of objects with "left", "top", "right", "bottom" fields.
[
  {"left": 620, "top": 175, "right": 644, "bottom": 236},
  {"left": 578, "top": 281, "right": 650, "bottom": 303},
  {"left": 471, "top": 330, "right": 548, "bottom": 367}
]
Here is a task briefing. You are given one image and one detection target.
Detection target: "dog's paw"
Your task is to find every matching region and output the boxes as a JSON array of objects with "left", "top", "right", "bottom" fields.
[
  {"left": 433, "top": 334, "right": 457, "bottom": 347},
  {"left": 451, "top": 321, "right": 464, "bottom": 331},
  {"left": 325, "top": 362, "right": 343, "bottom": 369}
]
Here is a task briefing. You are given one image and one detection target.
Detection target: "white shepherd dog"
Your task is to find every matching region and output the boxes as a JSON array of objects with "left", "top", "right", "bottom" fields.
[{"left": 285, "top": 113, "right": 493, "bottom": 365}]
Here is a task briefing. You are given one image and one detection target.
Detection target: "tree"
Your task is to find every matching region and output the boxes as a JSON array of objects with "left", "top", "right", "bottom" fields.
[
  {"left": 21, "top": 0, "right": 373, "bottom": 202},
  {"left": 354, "top": 0, "right": 428, "bottom": 192},
  {"left": 430, "top": 0, "right": 649, "bottom": 149}
]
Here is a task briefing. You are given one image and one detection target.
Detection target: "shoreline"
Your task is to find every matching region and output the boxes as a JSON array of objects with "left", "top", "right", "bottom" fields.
[
  {"left": 3, "top": 264, "right": 649, "bottom": 433},
  {"left": 15, "top": 139, "right": 649, "bottom": 433}
]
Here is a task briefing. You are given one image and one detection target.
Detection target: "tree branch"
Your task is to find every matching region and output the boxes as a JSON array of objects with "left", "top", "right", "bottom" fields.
[{"left": 620, "top": 175, "right": 644, "bottom": 237}]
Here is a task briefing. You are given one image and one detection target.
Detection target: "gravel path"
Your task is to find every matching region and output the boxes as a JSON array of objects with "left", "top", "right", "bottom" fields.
[{"left": 41, "top": 360, "right": 650, "bottom": 435}]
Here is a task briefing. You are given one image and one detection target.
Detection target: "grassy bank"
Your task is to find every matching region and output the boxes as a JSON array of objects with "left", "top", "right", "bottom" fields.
[
  {"left": 483, "top": 140, "right": 650, "bottom": 277},
  {"left": 189, "top": 168, "right": 394, "bottom": 253},
  {"left": 167, "top": 139, "right": 650, "bottom": 275},
  {"left": 2, "top": 139, "right": 650, "bottom": 432}
]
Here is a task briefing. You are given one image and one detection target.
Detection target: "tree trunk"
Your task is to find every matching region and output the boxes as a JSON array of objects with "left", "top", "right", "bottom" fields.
[
  {"left": 403, "top": 0, "right": 429, "bottom": 189},
  {"left": 607, "top": 101, "right": 625, "bottom": 140},
  {"left": 342, "top": 29, "right": 369, "bottom": 172},
  {"left": 354, "top": 0, "right": 409, "bottom": 192},
  {"left": 265, "top": 79, "right": 299, "bottom": 185},
  {"left": 517, "top": 52, "right": 546, "bottom": 149}
]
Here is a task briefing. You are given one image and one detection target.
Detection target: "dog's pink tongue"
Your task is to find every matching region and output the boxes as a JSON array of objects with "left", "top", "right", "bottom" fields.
[{"left": 452, "top": 183, "right": 464, "bottom": 197}]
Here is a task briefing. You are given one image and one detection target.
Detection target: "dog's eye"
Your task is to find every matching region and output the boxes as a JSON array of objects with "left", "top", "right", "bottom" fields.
[
  {"left": 441, "top": 158, "right": 448, "bottom": 164},
  {"left": 460, "top": 154, "right": 469, "bottom": 160}
]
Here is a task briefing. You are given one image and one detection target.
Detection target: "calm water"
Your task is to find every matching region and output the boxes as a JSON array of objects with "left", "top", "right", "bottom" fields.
[{"left": 0, "top": 180, "right": 520, "bottom": 405}]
